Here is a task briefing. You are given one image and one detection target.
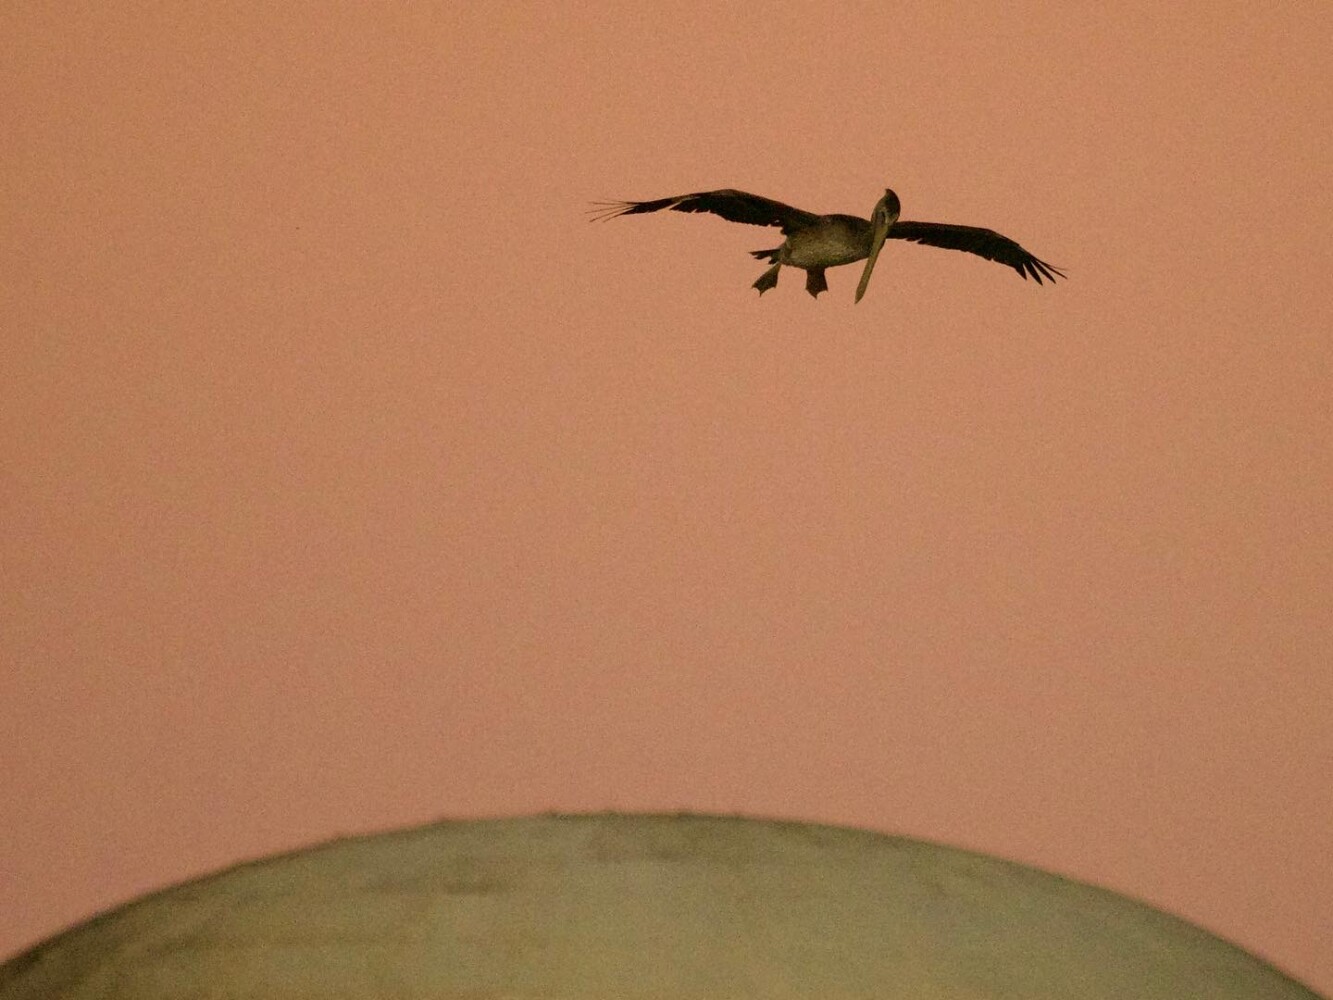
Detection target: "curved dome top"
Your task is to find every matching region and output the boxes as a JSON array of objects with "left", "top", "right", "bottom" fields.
[{"left": 1, "top": 813, "right": 1322, "bottom": 1000}]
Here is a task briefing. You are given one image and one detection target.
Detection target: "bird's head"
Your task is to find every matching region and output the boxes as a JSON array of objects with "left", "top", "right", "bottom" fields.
[
  {"left": 856, "top": 189, "right": 901, "bottom": 303},
  {"left": 872, "top": 189, "right": 901, "bottom": 227}
]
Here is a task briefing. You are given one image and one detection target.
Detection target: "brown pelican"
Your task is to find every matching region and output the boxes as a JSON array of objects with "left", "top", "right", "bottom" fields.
[{"left": 590, "top": 188, "right": 1064, "bottom": 302}]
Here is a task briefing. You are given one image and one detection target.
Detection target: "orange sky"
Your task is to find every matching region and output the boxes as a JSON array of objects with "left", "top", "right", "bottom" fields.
[{"left": 3, "top": 4, "right": 1331, "bottom": 991}]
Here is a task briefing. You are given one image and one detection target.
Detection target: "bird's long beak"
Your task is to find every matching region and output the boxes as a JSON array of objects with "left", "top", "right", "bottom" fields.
[{"left": 855, "top": 201, "right": 898, "bottom": 304}]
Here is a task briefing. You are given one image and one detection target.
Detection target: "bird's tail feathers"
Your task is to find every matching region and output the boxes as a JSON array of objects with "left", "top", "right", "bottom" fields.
[{"left": 750, "top": 247, "right": 781, "bottom": 263}]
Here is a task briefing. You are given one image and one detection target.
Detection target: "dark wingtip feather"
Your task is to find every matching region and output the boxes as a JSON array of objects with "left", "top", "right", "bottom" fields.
[
  {"left": 587, "top": 201, "right": 636, "bottom": 223},
  {"left": 1019, "top": 256, "right": 1067, "bottom": 284}
]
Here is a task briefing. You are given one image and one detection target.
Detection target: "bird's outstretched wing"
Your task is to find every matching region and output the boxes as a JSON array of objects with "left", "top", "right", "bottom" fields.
[
  {"left": 888, "top": 222, "right": 1065, "bottom": 284},
  {"left": 589, "top": 190, "right": 821, "bottom": 235}
]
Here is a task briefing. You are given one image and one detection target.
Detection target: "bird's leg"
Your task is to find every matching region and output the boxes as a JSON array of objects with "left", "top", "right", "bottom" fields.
[
  {"left": 805, "top": 268, "right": 828, "bottom": 298},
  {"left": 752, "top": 263, "right": 781, "bottom": 295}
]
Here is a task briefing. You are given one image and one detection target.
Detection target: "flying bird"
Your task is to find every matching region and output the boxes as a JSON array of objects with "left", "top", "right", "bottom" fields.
[{"left": 590, "top": 188, "right": 1064, "bottom": 302}]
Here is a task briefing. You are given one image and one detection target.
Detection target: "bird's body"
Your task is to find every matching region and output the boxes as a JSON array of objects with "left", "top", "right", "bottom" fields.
[
  {"left": 777, "top": 215, "right": 873, "bottom": 268},
  {"left": 590, "top": 188, "right": 1063, "bottom": 302}
]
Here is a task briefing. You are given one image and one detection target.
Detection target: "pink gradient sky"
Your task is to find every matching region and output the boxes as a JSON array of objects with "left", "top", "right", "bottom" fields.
[{"left": 3, "top": 3, "right": 1331, "bottom": 991}]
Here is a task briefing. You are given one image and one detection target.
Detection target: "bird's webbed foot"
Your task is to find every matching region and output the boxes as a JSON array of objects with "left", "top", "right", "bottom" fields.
[
  {"left": 752, "top": 264, "right": 781, "bottom": 295},
  {"left": 805, "top": 268, "right": 828, "bottom": 298}
]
